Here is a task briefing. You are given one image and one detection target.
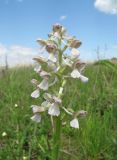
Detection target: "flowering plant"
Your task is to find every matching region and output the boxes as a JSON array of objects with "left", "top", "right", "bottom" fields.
[{"left": 30, "top": 24, "right": 88, "bottom": 160}]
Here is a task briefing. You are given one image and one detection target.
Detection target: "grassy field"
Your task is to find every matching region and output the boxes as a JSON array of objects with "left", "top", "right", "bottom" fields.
[{"left": 0, "top": 62, "right": 117, "bottom": 160}]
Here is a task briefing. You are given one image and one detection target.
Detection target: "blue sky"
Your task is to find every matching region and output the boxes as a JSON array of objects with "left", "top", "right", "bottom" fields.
[{"left": 0, "top": 0, "right": 117, "bottom": 66}]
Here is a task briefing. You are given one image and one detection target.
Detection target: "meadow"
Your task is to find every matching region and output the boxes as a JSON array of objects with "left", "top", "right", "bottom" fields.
[{"left": 0, "top": 61, "right": 117, "bottom": 160}]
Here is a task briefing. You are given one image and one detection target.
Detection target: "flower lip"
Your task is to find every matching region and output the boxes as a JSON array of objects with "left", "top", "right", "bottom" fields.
[
  {"left": 70, "top": 118, "right": 79, "bottom": 129},
  {"left": 80, "top": 75, "right": 89, "bottom": 83},
  {"left": 48, "top": 103, "right": 60, "bottom": 116},
  {"left": 38, "top": 79, "right": 49, "bottom": 91},
  {"left": 31, "top": 105, "right": 45, "bottom": 113},
  {"left": 71, "top": 69, "right": 81, "bottom": 78},
  {"left": 31, "top": 89, "right": 40, "bottom": 98},
  {"left": 39, "top": 70, "right": 51, "bottom": 78},
  {"left": 48, "top": 53, "right": 57, "bottom": 63},
  {"left": 71, "top": 48, "right": 80, "bottom": 59},
  {"left": 31, "top": 114, "right": 41, "bottom": 123}
]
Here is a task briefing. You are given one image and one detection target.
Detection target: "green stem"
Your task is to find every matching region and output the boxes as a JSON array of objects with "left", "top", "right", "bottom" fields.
[
  {"left": 52, "top": 42, "right": 63, "bottom": 160},
  {"left": 52, "top": 116, "right": 62, "bottom": 160}
]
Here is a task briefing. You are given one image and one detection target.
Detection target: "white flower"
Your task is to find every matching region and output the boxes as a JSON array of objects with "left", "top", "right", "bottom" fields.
[
  {"left": 38, "top": 79, "right": 49, "bottom": 91},
  {"left": 53, "top": 96, "right": 62, "bottom": 104},
  {"left": 48, "top": 103, "right": 60, "bottom": 116},
  {"left": 48, "top": 53, "right": 57, "bottom": 63},
  {"left": 39, "top": 71, "right": 51, "bottom": 78},
  {"left": 70, "top": 118, "right": 79, "bottom": 129},
  {"left": 31, "top": 105, "right": 45, "bottom": 113},
  {"left": 43, "top": 93, "right": 53, "bottom": 102},
  {"left": 71, "top": 69, "right": 88, "bottom": 83},
  {"left": 31, "top": 105, "right": 39, "bottom": 113},
  {"left": 2, "top": 132, "right": 7, "bottom": 137},
  {"left": 71, "top": 48, "right": 80, "bottom": 59},
  {"left": 79, "top": 75, "right": 88, "bottom": 83},
  {"left": 31, "top": 114, "right": 41, "bottom": 123},
  {"left": 47, "top": 61, "right": 57, "bottom": 72},
  {"left": 14, "top": 104, "right": 18, "bottom": 107},
  {"left": 77, "top": 110, "right": 87, "bottom": 117},
  {"left": 63, "top": 57, "right": 73, "bottom": 67},
  {"left": 31, "top": 89, "right": 40, "bottom": 98},
  {"left": 23, "top": 156, "right": 28, "bottom": 160},
  {"left": 41, "top": 101, "right": 51, "bottom": 108},
  {"left": 71, "top": 69, "right": 81, "bottom": 78}
]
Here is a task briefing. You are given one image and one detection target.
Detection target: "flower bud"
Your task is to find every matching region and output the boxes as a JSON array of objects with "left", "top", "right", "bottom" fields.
[
  {"left": 69, "top": 39, "right": 82, "bottom": 48},
  {"left": 53, "top": 23, "right": 62, "bottom": 33},
  {"left": 46, "top": 44, "right": 57, "bottom": 53}
]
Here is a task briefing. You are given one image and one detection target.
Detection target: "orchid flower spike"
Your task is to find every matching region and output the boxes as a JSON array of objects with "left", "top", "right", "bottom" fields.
[{"left": 31, "top": 23, "right": 88, "bottom": 129}]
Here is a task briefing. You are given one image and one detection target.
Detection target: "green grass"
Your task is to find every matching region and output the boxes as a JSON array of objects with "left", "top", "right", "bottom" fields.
[{"left": 0, "top": 63, "right": 117, "bottom": 160}]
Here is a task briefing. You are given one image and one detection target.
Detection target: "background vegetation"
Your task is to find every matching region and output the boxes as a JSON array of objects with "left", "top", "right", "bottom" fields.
[{"left": 0, "top": 61, "right": 117, "bottom": 160}]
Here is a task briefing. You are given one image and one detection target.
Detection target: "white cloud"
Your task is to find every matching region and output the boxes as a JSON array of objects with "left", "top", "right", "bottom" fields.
[
  {"left": 0, "top": 44, "right": 38, "bottom": 67},
  {"left": 0, "top": 44, "right": 8, "bottom": 56},
  {"left": 59, "top": 15, "right": 67, "bottom": 21},
  {"left": 94, "top": 0, "right": 117, "bottom": 14},
  {"left": 10, "top": 45, "right": 36, "bottom": 56},
  {"left": 112, "top": 45, "right": 117, "bottom": 49}
]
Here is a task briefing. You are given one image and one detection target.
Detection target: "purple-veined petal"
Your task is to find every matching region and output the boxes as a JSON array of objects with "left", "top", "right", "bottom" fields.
[
  {"left": 48, "top": 103, "right": 60, "bottom": 116},
  {"left": 31, "top": 89, "right": 40, "bottom": 98},
  {"left": 38, "top": 79, "right": 49, "bottom": 91},
  {"left": 80, "top": 75, "right": 88, "bottom": 83},
  {"left": 48, "top": 54, "right": 57, "bottom": 63},
  {"left": 31, "top": 114, "right": 41, "bottom": 123},
  {"left": 31, "top": 105, "right": 45, "bottom": 113},
  {"left": 71, "top": 69, "right": 81, "bottom": 78},
  {"left": 71, "top": 48, "right": 80, "bottom": 59}
]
